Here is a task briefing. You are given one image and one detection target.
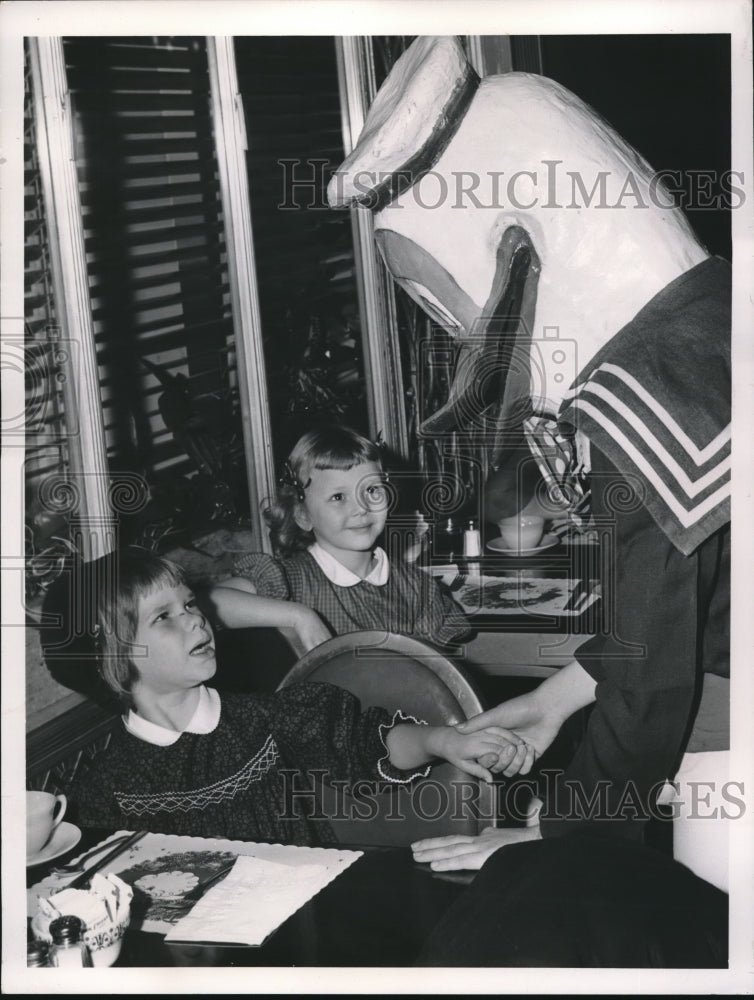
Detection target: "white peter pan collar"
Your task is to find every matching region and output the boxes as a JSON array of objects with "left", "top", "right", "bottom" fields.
[
  {"left": 308, "top": 542, "right": 389, "bottom": 587},
  {"left": 124, "top": 684, "right": 222, "bottom": 746}
]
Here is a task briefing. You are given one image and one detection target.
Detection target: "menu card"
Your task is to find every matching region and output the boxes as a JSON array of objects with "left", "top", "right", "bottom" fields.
[
  {"left": 165, "top": 853, "right": 358, "bottom": 946},
  {"left": 29, "top": 831, "right": 362, "bottom": 937}
]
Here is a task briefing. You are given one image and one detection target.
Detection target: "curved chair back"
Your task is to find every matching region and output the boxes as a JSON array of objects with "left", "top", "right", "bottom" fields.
[{"left": 277, "top": 631, "right": 497, "bottom": 847}]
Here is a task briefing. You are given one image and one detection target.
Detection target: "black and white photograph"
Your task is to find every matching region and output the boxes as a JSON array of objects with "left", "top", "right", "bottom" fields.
[{"left": 2, "top": 0, "right": 753, "bottom": 993}]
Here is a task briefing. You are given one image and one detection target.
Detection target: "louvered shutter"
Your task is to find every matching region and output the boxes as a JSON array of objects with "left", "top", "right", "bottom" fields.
[
  {"left": 63, "top": 36, "right": 238, "bottom": 484},
  {"left": 233, "top": 36, "right": 367, "bottom": 461},
  {"left": 25, "top": 47, "right": 67, "bottom": 495}
]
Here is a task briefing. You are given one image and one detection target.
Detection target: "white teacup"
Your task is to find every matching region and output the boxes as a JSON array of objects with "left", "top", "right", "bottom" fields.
[
  {"left": 497, "top": 514, "right": 546, "bottom": 552},
  {"left": 26, "top": 790, "right": 67, "bottom": 857}
]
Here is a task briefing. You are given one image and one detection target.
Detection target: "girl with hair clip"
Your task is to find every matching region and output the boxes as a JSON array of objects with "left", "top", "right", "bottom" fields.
[
  {"left": 71, "top": 548, "right": 525, "bottom": 843},
  {"left": 206, "top": 425, "right": 471, "bottom": 655}
]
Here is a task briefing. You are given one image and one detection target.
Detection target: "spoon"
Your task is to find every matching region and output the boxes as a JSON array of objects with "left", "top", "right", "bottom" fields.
[{"left": 49, "top": 834, "right": 132, "bottom": 876}]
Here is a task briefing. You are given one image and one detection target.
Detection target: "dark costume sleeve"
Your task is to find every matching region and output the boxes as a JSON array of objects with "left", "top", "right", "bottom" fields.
[
  {"left": 539, "top": 257, "right": 731, "bottom": 840},
  {"left": 540, "top": 446, "right": 701, "bottom": 839},
  {"left": 268, "top": 682, "right": 431, "bottom": 787}
]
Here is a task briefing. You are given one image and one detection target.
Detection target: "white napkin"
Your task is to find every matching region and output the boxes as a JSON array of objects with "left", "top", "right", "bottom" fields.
[
  {"left": 33, "top": 873, "right": 133, "bottom": 937},
  {"left": 164, "top": 854, "right": 357, "bottom": 946}
]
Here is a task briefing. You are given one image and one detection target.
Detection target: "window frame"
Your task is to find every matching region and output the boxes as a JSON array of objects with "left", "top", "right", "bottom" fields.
[{"left": 26, "top": 34, "right": 514, "bottom": 559}]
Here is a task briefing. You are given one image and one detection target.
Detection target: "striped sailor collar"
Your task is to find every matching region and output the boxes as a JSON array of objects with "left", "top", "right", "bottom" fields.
[
  {"left": 308, "top": 542, "right": 390, "bottom": 587},
  {"left": 556, "top": 256, "right": 730, "bottom": 555},
  {"left": 124, "top": 684, "right": 222, "bottom": 746}
]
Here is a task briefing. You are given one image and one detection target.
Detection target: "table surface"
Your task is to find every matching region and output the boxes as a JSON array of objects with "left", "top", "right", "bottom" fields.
[{"left": 27, "top": 830, "right": 471, "bottom": 967}]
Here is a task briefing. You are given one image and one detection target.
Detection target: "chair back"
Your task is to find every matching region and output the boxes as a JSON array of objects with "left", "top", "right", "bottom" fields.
[{"left": 277, "top": 631, "right": 496, "bottom": 847}]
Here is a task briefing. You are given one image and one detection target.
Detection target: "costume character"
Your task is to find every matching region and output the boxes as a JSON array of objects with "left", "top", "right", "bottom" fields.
[{"left": 328, "top": 36, "right": 731, "bottom": 889}]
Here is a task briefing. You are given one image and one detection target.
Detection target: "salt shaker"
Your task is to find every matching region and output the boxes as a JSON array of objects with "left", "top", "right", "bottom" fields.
[
  {"left": 47, "top": 915, "right": 93, "bottom": 968},
  {"left": 27, "top": 939, "right": 50, "bottom": 968}
]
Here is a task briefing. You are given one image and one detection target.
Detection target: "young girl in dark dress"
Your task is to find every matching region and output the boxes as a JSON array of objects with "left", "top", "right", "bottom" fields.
[
  {"left": 206, "top": 426, "right": 470, "bottom": 655},
  {"left": 73, "top": 549, "right": 520, "bottom": 846}
]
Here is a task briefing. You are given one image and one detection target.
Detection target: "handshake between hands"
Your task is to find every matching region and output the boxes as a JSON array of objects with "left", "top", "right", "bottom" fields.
[
  {"left": 438, "top": 723, "right": 536, "bottom": 784},
  {"left": 440, "top": 682, "right": 568, "bottom": 784},
  {"left": 410, "top": 713, "right": 545, "bottom": 874}
]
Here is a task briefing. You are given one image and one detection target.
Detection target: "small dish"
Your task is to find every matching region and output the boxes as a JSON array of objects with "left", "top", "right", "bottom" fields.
[
  {"left": 27, "top": 821, "right": 82, "bottom": 868},
  {"left": 486, "top": 532, "right": 560, "bottom": 556}
]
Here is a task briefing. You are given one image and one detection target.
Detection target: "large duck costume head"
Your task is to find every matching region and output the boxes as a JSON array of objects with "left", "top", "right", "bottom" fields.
[{"left": 327, "top": 36, "right": 729, "bottom": 553}]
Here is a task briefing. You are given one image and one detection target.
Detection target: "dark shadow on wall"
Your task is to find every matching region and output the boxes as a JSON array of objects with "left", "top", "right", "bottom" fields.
[{"left": 538, "top": 34, "right": 732, "bottom": 260}]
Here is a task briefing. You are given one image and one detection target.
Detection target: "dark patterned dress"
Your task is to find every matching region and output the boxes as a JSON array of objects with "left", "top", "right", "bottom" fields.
[
  {"left": 233, "top": 549, "right": 470, "bottom": 648},
  {"left": 72, "top": 683, "right": 429, "bottom": 847}
]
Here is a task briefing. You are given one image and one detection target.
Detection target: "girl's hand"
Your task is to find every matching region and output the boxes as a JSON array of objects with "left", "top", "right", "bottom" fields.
[
  {"left": 454, "top": 693, "right": 561, "bottom": 775},
  {"left": 412, "top": 824, "right": 541, "bottom": 871},
  {"left": 434, "top": 726, "right": 534, "bottom": 783},
  {"left": 454, "top": 661, "right": 597, "bottom": 775}
]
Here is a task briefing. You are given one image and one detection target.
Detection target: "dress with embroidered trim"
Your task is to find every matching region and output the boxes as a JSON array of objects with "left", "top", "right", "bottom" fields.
[
  {"left": 72, "top": 682, "right": 429, "bottom": 847},
  {"left": 232, "top": 549, "right": 470, "bottom": 648}
]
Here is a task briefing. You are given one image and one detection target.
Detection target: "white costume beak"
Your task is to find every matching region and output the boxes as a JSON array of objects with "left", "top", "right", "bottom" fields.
[{"left": 329, "top": 36, "right": 707, "bottom": 433}]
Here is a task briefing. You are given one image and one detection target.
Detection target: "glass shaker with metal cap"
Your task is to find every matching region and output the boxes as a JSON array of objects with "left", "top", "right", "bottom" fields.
[
  {"left": 47, "top": 915, "right": 93, "bottom": 968},
  {"left": 27, "top": 939, "right": 50, "bottom": 967}
]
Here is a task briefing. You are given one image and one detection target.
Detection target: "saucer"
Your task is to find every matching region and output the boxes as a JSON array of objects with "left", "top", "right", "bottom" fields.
[
  {"left": 486, "top": 532, "right": 560, "bottom": 555},
  {"left": 27, "top": 821, "right": 82, "bottom": 867}
]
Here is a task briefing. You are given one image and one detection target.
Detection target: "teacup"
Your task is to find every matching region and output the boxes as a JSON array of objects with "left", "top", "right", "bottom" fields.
[
  {"left": 26, "top": 790, "right": 67, "bottom": 857},
  {"left": 497, "top": 514, "right": 546, "bottom": 552}
]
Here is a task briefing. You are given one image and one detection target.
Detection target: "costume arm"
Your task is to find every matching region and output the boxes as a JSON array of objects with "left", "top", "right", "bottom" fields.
[{"left": 540, "top": 447, "right": 699, "bottom": 839}]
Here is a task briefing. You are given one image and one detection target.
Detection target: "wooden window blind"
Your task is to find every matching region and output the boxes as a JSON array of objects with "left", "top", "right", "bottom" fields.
[
  {"left": 62, "top": 36, "right": 241, "bottom": 490},
  {"left": 233, "top": 36, "right": 368, "bottom": 463},
  {"left": 24, "top": 47, "right": 67, "bottom": 496}
]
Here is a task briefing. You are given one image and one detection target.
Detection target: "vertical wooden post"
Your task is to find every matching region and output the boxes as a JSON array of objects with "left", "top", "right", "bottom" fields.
[
  {"left": 28, "top": 37, "right": 112, "bottom": 562},
  {"left": 334, "top": 37, "right": 409, "bottom": 459},
  {"left": 207, "top": 37, "right": 275, "bottom": 551}
]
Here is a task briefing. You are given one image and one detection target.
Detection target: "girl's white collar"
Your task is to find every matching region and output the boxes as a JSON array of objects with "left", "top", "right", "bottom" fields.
[
  {"left": 308, "top": 543, "right": 389, "bottom": 587},
  {"left": 124, "top": 685, "right": 221, "bottom": 746}
]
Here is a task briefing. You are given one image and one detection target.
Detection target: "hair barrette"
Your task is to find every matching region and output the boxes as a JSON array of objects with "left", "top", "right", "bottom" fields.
[{"left": 279, "top": 460, "right": 310, "bottom": 502}]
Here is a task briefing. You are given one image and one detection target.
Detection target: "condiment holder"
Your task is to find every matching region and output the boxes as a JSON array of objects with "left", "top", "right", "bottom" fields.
[{"left": 31, "top": 872, "right": 133, "bottom": 967}]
